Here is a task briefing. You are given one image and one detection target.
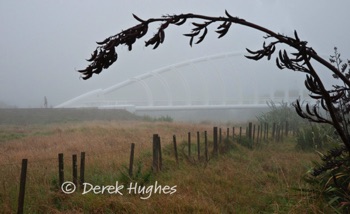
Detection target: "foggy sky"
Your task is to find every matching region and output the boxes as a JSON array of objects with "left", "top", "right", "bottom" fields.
[{"left": 0, "top": 0, "right": 349, "bottom": 108}]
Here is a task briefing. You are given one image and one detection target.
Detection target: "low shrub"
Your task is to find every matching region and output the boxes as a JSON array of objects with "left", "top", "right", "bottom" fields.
[{"left": 295, "top": 124, "right": 339, "bottom": 151}]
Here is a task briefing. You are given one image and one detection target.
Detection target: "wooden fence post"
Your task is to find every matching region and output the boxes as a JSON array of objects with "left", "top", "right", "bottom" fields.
[
  {"left": 152, "top": 134, "right": 159, "bottom": 172},
  {"left": 129, "top": 143, "right": 135, "bottom": 177},
  {"left": 253, "top": 124, "right": 256, "bottom": 142},
  {"left": 188, "top": 132, "right": 191, "bottom": 158},
  {"left": 80, "top": 152, "right": 85, "bottom": 187},
  {"left": 247, "top": 122, "right": 253, "bottom": 148},
  {"left": 248, "top": 122, "right": 252, "bottom": 141},
  {"left": 197, "top": 131, "right": 200, "bottom": 161},
  {"left": 232, "top": 127, "right": 235, "bottom": 141},
  {"left": 58, "top": 153, "right": 64, "bottom": 188},
  {"left": 213, "top": 127, "right": 218, "bottom": 157},
  {"left": 17, "top": 159, "right": 28, "bottom": 214},
  {"left": 173, "top": 135, "right": 179, "bottom": 165},
  {"left": 226, "top": 128, "right": 229, "bottom": 141},
  {"left": 239, "top": 127, "right": 242, "bottom": 144},
  {"left": 204, "top": 131, "right": 208, "bottom": 161},
  {"left": 158, "top": 135, "right": 162, "bottom": 171},
  {"left": 72, "top": 154, "right": 78, "bottom": 187}
]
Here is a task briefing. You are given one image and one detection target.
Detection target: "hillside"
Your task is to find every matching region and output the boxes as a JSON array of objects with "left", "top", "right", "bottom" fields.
[{"left": 0, "top": 108, "right": 141, "bottom": 125}]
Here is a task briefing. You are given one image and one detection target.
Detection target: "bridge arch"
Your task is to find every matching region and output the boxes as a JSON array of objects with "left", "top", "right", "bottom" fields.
[{"left": 56, "top": 51, "right": 311, "bottom": 110}]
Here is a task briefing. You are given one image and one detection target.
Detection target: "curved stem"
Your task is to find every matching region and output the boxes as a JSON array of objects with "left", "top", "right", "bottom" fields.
[
  {"left": 302, "top": 50, "right": 350, "bottom": 151},
  {"left": 142, "top": 13, "right": 350, "bottom": 87}
]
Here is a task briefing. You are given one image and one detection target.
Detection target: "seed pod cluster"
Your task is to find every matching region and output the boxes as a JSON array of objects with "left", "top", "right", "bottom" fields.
[
  {"left": 78, "top": 14, "right": 149, "bottom": 80},
  {"left": 78, "top": 12, "right": 242, "bottom": 80},
  {"left": 312, "top": 146, "right": 347, "bottom": 177}
]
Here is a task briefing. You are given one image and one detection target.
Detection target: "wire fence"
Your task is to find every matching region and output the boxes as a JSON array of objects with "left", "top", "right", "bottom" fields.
[{"left": 0, "top": 121, "right": 293, "bottom": 213}]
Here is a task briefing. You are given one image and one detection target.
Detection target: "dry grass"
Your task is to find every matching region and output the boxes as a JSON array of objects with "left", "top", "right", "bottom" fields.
[
  {"left": 0, "top": 120, "right": 330, "bottom": 213},
  {"left": 0, "top": 121, "right": 213, "bottom": 162}
]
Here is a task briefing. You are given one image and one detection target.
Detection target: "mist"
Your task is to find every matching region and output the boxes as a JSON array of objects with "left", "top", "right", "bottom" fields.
[{"left": 0, "top": 0, "right": 349, "bottom": 109}]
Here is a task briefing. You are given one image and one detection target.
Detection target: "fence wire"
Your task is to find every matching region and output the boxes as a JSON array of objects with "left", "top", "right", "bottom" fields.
[{"left": 0, "top": 123, "right": 290, "bottom": 213}]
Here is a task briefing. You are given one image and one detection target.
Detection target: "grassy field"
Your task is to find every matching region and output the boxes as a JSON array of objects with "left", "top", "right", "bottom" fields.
[{"left": 0, "top": 110, "right": 331, "bottom": 213}]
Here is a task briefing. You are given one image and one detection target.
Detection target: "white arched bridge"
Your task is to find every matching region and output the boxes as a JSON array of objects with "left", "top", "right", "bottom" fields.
[{"left": 57, "top": 51, "right": 311, "bottom": 120}]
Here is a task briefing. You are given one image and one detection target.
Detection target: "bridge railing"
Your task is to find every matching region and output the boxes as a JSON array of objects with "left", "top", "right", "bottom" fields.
[{"left": 76, "top": 96, "right": 309, "bottom": 109}]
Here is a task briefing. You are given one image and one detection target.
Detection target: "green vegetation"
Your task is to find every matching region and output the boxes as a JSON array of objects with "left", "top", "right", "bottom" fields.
[
  {"left": 256, "top": 99, "right": 349, "bottom": 212},
  {"left": 295, "top": 124, "right": 340, "bottom": 151},
  {"left": 141, "top": 115, "right": 174, "bottom": 122},
  {"left": 0, "top": 129, "right": 27, "bottom": 142},
  {"left": 256, "top": 100, "right": 305, "bottom": 133},
  {"left": 257, "top": 100, "right": 339, "bottom": 152}
]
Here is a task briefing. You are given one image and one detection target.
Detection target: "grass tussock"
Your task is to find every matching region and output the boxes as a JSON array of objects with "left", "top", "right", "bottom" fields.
[{"left": 0, "top": 121, "right": 331, "bottom": 213}]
